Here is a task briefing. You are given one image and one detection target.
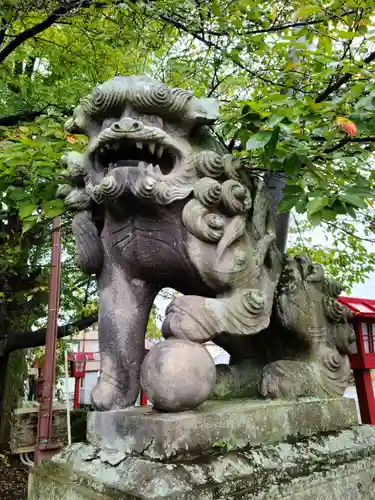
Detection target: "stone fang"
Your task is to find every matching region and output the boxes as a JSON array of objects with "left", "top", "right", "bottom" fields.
[{"left": 156, "top": 145, "right": 164, "bottom": 158}]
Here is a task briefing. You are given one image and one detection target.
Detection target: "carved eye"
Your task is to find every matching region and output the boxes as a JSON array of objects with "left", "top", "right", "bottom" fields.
[{"left": 102, "top": 118, "right": 117, "bottom": 129}]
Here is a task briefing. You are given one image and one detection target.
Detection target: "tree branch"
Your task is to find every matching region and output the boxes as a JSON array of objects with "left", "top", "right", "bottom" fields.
[
  {"left": 244, "top": 11, "right": 358, "bottom": 35},
  {"left": 0, "top": 109, "right": 46, "bottom": 126},
  {"left": 159, "top": 14, "right": 307, "bottom": 93},
  {"left": 0, "top": 314, "right": 98, "bottom": 357},
  {"left": 324, "top": 136, "right": 375, "bottom": 154},
  {"left": 0, "top": 104, "right": 72, "bottom": 125},
  {"left": 316, "top": 50, "right": 375, "bottom": 103},
  {"left": 0, "top": 0, "right": 124, "bottom": 65},
  {"left": 0, "top": 4, "right": 72, "bottom": 65},
  {"left": 324, "top": 221, "right": 375, "bottom": 244},
  {"left": 0, "top": 17, "right": 7, "bottom": 47}
]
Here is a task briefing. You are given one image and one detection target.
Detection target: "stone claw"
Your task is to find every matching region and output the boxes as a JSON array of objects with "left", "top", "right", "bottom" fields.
[
  {"left": 90, "top": 372, "right": 134, "bottom": 411},
  {"left": 162, "top": 295, "right": 213, "bottom": 343},
  {"left": 259, "top": 361, "right": 304, "bottom": 399}
]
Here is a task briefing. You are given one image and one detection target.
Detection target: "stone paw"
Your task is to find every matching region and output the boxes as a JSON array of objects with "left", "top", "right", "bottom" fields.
[
  {"left": 162, "top": 295, "right": 214, "bottom": 343},
  {"left": 259, "top": 360, "right": 305, "bottom": 399},
  {"left": 90, "top": 372, "right": 133, "bottom": 411}
]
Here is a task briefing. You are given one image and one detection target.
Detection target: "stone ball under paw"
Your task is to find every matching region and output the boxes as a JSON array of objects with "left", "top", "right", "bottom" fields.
[{"left": 140, "top": 338, "right": 216, "bottom": 412}]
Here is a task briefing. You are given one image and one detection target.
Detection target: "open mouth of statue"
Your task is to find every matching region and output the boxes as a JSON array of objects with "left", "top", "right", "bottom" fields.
[
  {"left": 89, "top": 117, "right": 180, "bottom": 176},
  {"left": 96, "top": 139, "right": 175, "bottom": 175}
]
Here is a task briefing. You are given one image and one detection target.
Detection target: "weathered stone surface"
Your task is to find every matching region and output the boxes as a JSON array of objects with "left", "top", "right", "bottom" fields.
[
  {"left": 140, "top": 339, "right": 216, "bottom": 412},
  {"left": 87, "top": 398, "right": 358, "bottom": 460},
  {"left": 29, "top": 424, "right": 375, "bottom": 500},
  {"left": 10, "top": 407, "right": 87, "bottom": 453},
  {"left": 60, "top": 76, "right": 355, "bottom": 412},
  {"left": 213, "top": 360, "right": 264, "bottom": 399}
]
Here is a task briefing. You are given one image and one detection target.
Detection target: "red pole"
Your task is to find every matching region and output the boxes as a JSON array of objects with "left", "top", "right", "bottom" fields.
[
  {"left": 140, "top": 390, "right": 148, "bottom": 407},
  {"left": 351, "top": 320, "right": 375, "bottom": 425},
  {"left": 35, "top": 217, "right": 62, "bottom": 466},
  {"left": 74, "top": 378, "right": 81, "bottom": 410},
  {"left": 354, "top": 369, "right": 375, "bottom": 424}
]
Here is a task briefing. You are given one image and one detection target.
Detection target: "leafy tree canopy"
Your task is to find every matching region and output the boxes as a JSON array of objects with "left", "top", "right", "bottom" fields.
[{"left": 0, "top": 0, "right": 375, "bottom": 356}]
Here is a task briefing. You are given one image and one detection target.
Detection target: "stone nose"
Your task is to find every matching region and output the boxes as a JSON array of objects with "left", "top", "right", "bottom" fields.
[
  {"left": 120, "top": 105, "right": 143, "bottom": 122},
  {"left": 120, "top": 106, "right": 164, "bottom": 129},
  {"left": 112, "top": 117, "right": 144, "bottom": 133}
]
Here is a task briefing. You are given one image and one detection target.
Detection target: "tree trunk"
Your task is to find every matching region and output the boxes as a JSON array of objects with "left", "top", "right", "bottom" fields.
[
  {"left": 266, "top": 173, "right": 290, "bottom": 253},
  {"left": 0, "top": 353, "right": 9, "bottom": 447},
  {"left": 0, "top": 351, "right": 26, "bottom": 450}
]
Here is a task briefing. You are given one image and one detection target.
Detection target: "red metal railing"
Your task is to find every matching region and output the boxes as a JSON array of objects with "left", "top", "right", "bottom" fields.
[{"left": 34, "top": 217, "right": 62, "bottom": 466}]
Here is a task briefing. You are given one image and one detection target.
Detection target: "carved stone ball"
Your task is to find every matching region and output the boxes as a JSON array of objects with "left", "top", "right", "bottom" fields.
[{"left": 140, "top": 339, "right": 216, "bottom": 412}]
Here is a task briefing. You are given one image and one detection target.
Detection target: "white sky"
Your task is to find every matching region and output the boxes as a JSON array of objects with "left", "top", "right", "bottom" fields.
[
  {"left": 350, "top": 272, "right": 375, "bottom": 299},
  {"left": 298, "top": 221, "right": 375, "bottom": 299}
]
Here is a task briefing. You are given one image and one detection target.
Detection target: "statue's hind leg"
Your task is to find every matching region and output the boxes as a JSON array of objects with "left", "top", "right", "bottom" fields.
[{"left": 91, "top": 261, "right": 157, "bottom": 411}]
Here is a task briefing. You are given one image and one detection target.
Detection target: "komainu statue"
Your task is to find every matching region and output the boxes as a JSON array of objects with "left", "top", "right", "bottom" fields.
[{"left": 59, "top": 76, "right": 355, "bottom": 411}]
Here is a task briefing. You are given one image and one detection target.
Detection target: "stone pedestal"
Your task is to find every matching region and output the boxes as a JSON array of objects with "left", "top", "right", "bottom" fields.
[{"left": 28, "top": 398, "right": 375, "bottom": 500}]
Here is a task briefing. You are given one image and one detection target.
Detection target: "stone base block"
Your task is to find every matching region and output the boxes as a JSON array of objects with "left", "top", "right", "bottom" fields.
[
  {"left": 29, "top": 426, "right": 375, "bottom": 500},
  {"left": 28, "top": 398, "right": 375, "bottom": 500},
  {"left": 87, "top": 397, "right": 358, "bottom": 460}
]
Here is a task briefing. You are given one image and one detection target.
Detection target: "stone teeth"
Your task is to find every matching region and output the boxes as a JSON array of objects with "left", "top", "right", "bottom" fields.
[
  {"left": 136, "top": 141, "right": 143, "bottom": 149},
  {"left": 147, "top": 163, "right": 154, "bottom": 173},
  {"left": 148, "top": 142, "right": 156, "bottom": 154},
  {"left": 156, "top": 145, "right": 164, "bottom": 158},
  {"left": 154, "top": 165, "right": 162, "bottom": 175}
]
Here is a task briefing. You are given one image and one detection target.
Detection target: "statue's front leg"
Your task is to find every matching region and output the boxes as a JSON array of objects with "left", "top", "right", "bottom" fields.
[
  {"left": 162, "top": 287, "right": 272, "bottom": 343},
  {"left": 91, "top": 263, "right": 157, "bottom": 411}
]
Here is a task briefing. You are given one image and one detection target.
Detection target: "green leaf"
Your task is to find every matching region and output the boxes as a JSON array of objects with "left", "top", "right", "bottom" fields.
[
  {"left": 320, "top": 208, "right": 338, "bottom": 221},
  {"left": 339, "top": 194, "right": 367, "bottom": 209},
  {"left": 21, "top": 216, "right": 38, "bottom": 234},
  {"left": 306, "top": 196, "right": 330, "bottom": 215},
  {"left": 356, "top": 95, "right": 375, "bottom": 111},
  {"left": 345, "top": 186, "right": 374, "bottom": 198},
  {"left": 283, "top": 153, "right": 302, "bottom": 176},
  {"left": 308, "top": 211, "right": 324, "bottom": 226},
  {"left": 295, "top": 196, "right": 308, "bottom": 214},
  {"left": 42, "top": 200, "right": 65, "bottom": 218},
  {"left": 346, "top": 205, "right": 357, "bottom": 219},
  {"left": 246, "top": 131, "right": 273, "bottom": 150},
  {"left": 283, "top": 184, "right": 304, "bottom": 196},
  {"left": 19, "top": 203, "right": 38, "bottom": 220},
  {"left": 318, "top": 36, "right": 332, "bottom": 56},
  {"left": 267, "top": 113, "right": 287, "bottom": 127},
  {"left": 278, "top": 195, "right": 298, "bottom": 213},
  {"left": 295, "top": 5, "right": 321, "bottom": 18},
  {"left": 8, "top": 187, "right": 28, "bottom": 203},
  {"left": 264, "top": 126, "right": 280, "bottom": 157},
  {"left": 212, "top": 0, "right": 221, "bottom": 16},
  {"left": 335, "top": 30, "right": 359, "bottom": 40}
]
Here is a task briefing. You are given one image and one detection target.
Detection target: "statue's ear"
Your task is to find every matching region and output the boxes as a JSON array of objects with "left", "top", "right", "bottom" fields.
[{"left": 186, "top": 97, "right": 220, "bottom": 124}]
